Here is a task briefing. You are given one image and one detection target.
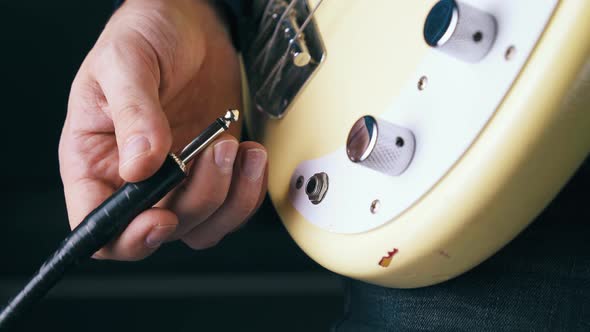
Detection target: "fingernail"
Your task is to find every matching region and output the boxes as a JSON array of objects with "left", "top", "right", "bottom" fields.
[
  {"left": 121, "top": 135, "right": 151, "bottom": 166},
  {"left": 213, "top": 140, "right": 239, "bottom": 173},
  {"left": 241, "top": 148, "right": 267, "bottom": 181},
  {"left": 91, "top": 252, "right": 106, "bottom": 260},
  {"left": 145, "top": 224, "right": 177, "bottom": 249}
]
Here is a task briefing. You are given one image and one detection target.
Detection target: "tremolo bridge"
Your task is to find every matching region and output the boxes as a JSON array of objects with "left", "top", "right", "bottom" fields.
[{"left": 243, "top": 0, "right": 325, "bottom": 118}]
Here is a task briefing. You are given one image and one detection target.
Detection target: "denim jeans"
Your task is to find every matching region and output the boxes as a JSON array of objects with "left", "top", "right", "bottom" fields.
[{"left": 333, "top": 161, "right": 590, "bottom": 332}]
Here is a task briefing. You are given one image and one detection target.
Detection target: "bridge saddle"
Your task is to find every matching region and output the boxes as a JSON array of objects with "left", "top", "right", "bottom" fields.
[{"left": 244, "top": 0, "right": 325, "bottom": 119}]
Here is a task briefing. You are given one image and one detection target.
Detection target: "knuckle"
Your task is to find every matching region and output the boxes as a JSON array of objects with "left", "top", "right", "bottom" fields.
[
  {"left": 178, "top": 184, "right": 229, "bottom": 221},
  {"left": 198, "top": 191, "right": 227, "bottom": 212},
  {"left": 91, "top": 40, "right": 125, "bottom": 71},
  {"left": 126, "top": 11, "right": 178, "bottom": 74},
  {"left": 96, "top": 38, "right": 147, "bottom": 69},
  {"left": 92, "top": 37, "right": 160, "bottom": 88},
  {"left": 232, "top": 195, "right": 259, "bottom": 219},
  {"left": 115, "top": 103, "right": 147, "bottom": 135},
  {"left": 118, "top": 102, "right": 146, "bottom": 118}
]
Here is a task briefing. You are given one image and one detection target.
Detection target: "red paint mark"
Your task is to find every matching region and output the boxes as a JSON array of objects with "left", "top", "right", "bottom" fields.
[
  {"left": 438, "top": 250, "right": 451, "bottom": 259},
  {"left": 378, "top": 248, "right": 399, "bottom": 267}
]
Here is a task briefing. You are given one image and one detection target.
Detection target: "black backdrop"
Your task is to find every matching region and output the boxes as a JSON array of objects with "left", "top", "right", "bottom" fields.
[
  {"left": 0, "top": 2, "right": 343, "bottom": 331},
  {"left": 0, "top": 1, "right": 589, "bottom": 332}
]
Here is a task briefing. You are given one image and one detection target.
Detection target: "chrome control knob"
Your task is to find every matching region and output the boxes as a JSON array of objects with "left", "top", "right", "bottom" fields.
[
  {"left": 424, "top": 0, "right": 497, "bottom": 62},
  {"left": 346, "top": 116, "right": 415, "bottom": 176}
]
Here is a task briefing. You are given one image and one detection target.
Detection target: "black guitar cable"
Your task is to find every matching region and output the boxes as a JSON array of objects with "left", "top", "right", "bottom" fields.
[{"left": 0, "top": 109, "right": 240, "bottom": 329}]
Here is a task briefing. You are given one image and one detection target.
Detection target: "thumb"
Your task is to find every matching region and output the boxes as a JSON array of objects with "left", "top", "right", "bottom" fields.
[{"left": 93, "top": 40, "right": 172, "bottom": 182}]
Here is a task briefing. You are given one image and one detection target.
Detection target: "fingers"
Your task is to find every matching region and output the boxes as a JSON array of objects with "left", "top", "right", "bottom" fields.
[
  {"left": 94, "top": 208, "right": 179, "bottom": 261},
  {"left": 170, "top": 134, "right": 239, "bottom": 238},
  {"left": 58, "top": 0, "right": 247, "bottom": 263},
  {"left": 91, "top": 34, "right": 172, "bottom": 183},
  {"left": 181, "top": 142, "right": 268, "bottom": 249},
  {"left": 64, "top": 176, "right": 179, "bottom": 261},
  {"left": 60, "top": 35, "right": 174, "bottom": 262}
]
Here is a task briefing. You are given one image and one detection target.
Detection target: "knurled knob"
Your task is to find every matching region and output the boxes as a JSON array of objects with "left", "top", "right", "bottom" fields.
[
  {"left": 346, "top": 116, "right": 416, "bottom": 176},
  {"left": 424, "top": 0, "right": 497, "bottom": 62}
]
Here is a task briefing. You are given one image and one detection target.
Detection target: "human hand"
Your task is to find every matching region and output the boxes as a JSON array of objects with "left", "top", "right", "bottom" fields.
[{"left": 59, "top": 0, "right": 267, "bottom": 260}]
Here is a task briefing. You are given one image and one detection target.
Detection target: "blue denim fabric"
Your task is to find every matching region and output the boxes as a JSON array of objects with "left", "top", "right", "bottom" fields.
[{"left": 333, "top": 160, "right": 590, "bottom": 331}]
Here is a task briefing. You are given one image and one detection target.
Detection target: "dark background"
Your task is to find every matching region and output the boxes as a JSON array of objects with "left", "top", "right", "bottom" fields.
[
  {"left": 0, "top": 2, "right": 343, "bottom": 331},
  {"left": 0, "top": 1, "right": 589, "bottom": 332}
]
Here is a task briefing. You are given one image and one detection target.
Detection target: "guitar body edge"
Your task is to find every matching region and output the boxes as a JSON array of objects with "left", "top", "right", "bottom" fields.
[{"left": 243, "top": 0, "right": 590, "bottom": 288}]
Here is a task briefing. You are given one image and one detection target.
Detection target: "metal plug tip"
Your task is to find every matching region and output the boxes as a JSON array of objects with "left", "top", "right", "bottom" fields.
[
  {"left": 179, "top": 109, "right": 240, "bottom": 164},
  {"left": 224, "top": 109, "right": 240, "bottom": 123}
]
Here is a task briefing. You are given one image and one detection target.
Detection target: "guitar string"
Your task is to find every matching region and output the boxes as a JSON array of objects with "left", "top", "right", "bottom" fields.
[
  {"left": 259, "top": 0, "right": 277, "bottom": 33},
  {"left": 255, "top": 0, "right": 299, "bottom": 72},
  {"left": 254, "top": 0, "right": 299, "bottom": 70},
  {"left": 255, "top": 0, "right": 326, "bottom": 98},
  {"left": 253, "top": 0, "right": 324, "bottom": 73},
  {"left": 293, "top": 0, "right": 324, "bottom": 42},
  {"left": 251, "top": 0, "right": 283, "bottom": 52}
]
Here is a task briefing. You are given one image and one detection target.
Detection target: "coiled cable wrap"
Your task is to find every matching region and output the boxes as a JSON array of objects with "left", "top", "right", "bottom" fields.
[{"left": 0, "top": 155, "right": 186, "bottom": 328}]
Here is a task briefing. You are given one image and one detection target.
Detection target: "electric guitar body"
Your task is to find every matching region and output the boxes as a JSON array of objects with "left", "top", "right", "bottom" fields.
[{"left": 241, "top": 0, "right": 590, "bottom": 288}]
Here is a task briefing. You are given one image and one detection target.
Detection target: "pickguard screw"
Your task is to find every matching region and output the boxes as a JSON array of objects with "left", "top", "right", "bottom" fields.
[
  {"left": 296, "top": 176, "right": 304, "bottom": 189},
  {"left": 505, "top": 45, "right": 516, "bottom": 61},
  {"left": 418, "top": 76, "right": 428, "bottom": 91},
  {"left": 370, "top": 199, "right": 381, "bottom": 214}
]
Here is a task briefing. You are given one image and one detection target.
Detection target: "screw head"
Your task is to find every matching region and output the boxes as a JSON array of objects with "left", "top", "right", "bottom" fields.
[
  {"left": 505, "top": 45, "right": 516, "bottom": 61},
  {"left": 370, "top": 200, "right": 381, "bottom": 214},
  {"left": 295, "top": 176, "right": 304, "bottom": 189},
  {"left": 418, "top": 76, "right": 428, "bottom": 91}
]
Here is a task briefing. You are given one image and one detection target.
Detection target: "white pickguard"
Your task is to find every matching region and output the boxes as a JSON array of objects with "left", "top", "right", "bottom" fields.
[{"left": 289, "top": 0, "right": 559, "bottom": 234}]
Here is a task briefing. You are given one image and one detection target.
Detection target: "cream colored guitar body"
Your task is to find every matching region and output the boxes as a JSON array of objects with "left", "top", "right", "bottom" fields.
[{"left": 242, "top": 0, "right": 590, "bottom": 288}]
